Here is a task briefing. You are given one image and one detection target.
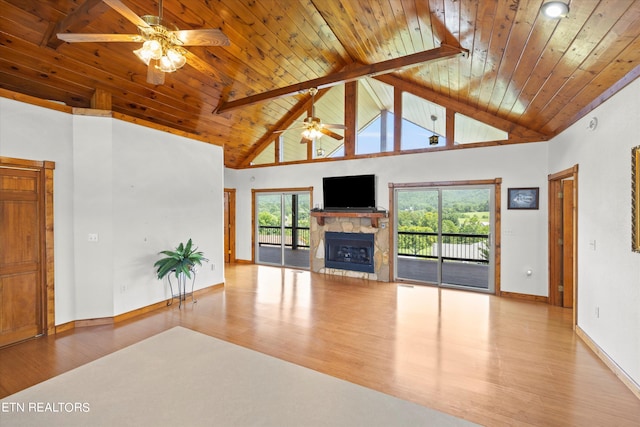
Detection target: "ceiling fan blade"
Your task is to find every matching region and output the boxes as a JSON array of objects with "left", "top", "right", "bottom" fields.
[
  {"left": 324, "top": 123, "right": 346, "bottom": 130},
  {"left": 57, "top": 33, "right": 143, "bottom": 43},
  {"left": 300, "top": 137, "right": 313, "bottom": 144},
  {"left": 146, "top": 60, "right": 165, "bottom": 85},
  {"left": 103, "top": 0, "right": 151, "bottom": 28},
  {"left": 320, "top": 128, "right": 344, "bottom": 140},
  {"left": 272, "top": 124, "right": 306, "bottom": 134},
  {"left": 173, "top": 29, "right": 230, "bottom": 46}
]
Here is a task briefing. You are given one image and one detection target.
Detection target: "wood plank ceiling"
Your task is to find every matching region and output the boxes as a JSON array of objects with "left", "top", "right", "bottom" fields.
[{"left": 1, "top": 0, "right": 639, "bottom": 169}]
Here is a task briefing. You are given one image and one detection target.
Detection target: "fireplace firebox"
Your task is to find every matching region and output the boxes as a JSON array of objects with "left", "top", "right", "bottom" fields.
[{"left": 325, "top": 232, "right": 375, "bottom": 273}]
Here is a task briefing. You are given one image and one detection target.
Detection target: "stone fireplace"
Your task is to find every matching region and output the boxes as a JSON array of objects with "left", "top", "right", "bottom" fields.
[{"left": 310, "top": 213, "right": 390, "bottom": 281}]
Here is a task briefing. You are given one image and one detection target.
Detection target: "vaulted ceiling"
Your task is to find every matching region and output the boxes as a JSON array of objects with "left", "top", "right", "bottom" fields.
[{"left": 1, "top": 0, "right": 639, "bottom": 168}]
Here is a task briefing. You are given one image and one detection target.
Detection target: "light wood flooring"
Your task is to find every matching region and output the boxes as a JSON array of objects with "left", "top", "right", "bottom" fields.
[{"left": 1, "top": 264, "right": 639, "bottom": 426}]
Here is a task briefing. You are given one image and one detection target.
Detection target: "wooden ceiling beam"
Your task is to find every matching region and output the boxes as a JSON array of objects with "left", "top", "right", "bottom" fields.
[
  {"left": 91, "top": 88, "right": 112, "bottom": 110},
  {"left": 216, "top": 44, "right": 468, "bottom": 114},
  {"left": 45, "top": 0, "right": 112, "bottom": 49}
]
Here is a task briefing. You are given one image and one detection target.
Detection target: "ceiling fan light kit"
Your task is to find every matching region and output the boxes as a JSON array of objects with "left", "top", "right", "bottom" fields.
[
  {"left": 134, "top": 16, "right": 187, "bottom": 73},
  {"left": 295, "top": 88, "right": 346, "bottom": 142},
  {"left": 301, "top": 117, "right": 325, "bottom": 141},
  {"left": 133, "top": 40, "right": 161, "bottom": 64}
]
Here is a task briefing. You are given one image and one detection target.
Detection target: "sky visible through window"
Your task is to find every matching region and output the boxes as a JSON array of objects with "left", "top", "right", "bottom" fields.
[{"left": 355, "top": 112, "right": 443, "bottom": 155}]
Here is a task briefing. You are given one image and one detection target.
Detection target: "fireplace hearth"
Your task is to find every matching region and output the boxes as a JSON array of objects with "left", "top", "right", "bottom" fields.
[{"left": 325, "top": 232, "right": 375, "bottom": 273}]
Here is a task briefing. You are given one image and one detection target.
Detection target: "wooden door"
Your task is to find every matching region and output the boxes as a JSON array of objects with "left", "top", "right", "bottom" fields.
[
  {"left": 224, "top": 191, "right": 230, "bottom": 263},
  {"left": 224, "top": 189, "right": 236, "bottom": 263},
  {"left": 562, "top": 180, "right": 574, "bottom": 308},
  {"left": 0, "top": 167, "right": 44, "bottom": 346},
  {"left": 548, "top": 165, "right": 578, "bottom": 317}
]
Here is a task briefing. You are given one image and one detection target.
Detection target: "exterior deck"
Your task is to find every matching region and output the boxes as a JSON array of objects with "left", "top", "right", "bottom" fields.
[{"left": 257, "top": 246, "right": 489, "bottom": 290}]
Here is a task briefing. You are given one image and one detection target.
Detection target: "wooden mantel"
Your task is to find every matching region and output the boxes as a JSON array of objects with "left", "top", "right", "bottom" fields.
[{"left": 311, "top": 211, "right": 387, "bottom": 227}]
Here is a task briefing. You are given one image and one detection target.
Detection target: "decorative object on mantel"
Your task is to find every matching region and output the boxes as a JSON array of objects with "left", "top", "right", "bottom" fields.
[
  {"left": 56, "top": 0, "right": 230, "bottom": 85},
  {"left": 154, "top": 239, "right": 207, "bottom": 307},
  {"left": 507, "top": 187, "right": 539, "bottom": 210}
]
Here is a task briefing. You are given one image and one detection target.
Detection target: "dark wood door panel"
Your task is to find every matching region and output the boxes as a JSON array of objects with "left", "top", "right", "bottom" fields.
[
  {"left": 0, "top": 272, "right": 41, "bottom": 347},
  {"left": 0, "top": 201, "right": 39, "bottom": 269},
  {"left": 0, "top": 170, "right": 38, "bottom": 193},
  {"left": 0, "top": 167, "right": 43, "bottom": 346}
]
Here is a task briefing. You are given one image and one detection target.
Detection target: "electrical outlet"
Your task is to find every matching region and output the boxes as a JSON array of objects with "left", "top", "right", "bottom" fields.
[
  {"left": 88, "top": 233, "right": 99, "bottom": 242},
  {"left": 211, "top": 263, "right": 216, "bottom": 271},
  {"left": 595, "top": 306, "right": 600, "bottom": 318}
]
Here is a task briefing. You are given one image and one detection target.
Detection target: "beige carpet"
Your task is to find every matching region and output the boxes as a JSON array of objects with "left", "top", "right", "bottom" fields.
[{"left": 0, "top": 327, "right": 479, "bottom": 426}]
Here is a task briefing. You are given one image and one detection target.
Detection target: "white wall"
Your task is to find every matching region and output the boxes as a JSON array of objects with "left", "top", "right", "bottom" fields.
[
  {"left": 225, "top": 141, "right": 550, "bottom": 296},
  {"left": 72, "top": 114, "right": 114, "bottom": 319},
  {"left": 0, "top": 99, "right": 76, "bottom": 323},
  {"left": 549, "top": 78, "right": 640, "bottom": 386},
  {"left": 111, "top": 120, "right": 224, "bottom": 315},
  {"left": 0, "top": 99, "right": 225, "bottom": 323}
]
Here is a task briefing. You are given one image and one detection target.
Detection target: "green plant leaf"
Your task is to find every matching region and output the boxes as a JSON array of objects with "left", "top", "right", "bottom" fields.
[
  {"left": 184, "top": 238, "right": 193, "bottom": 255},
  {"left": 154, "top": 239, "right": 206, "bottom": 281}
]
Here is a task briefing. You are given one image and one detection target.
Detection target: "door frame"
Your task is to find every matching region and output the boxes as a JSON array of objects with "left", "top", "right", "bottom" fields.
[
  {"left": 389, "top": 178, "right": 502, "bottom": 295},
  {"left": 251, "top": 187, "right": 313, "bottom": 265},
  {"left": 548, "top": 165, "right": 579, "bottom": 325},
  {"left": 0, "top": 156, "right": 55, "bottom": 338},
  {"left": 224, "top": 188, "right": 236, "bottom": 263}
]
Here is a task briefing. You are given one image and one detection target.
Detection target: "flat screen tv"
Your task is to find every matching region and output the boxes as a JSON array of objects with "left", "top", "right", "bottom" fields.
[{"left": 322, "top": 174, "right": 376, "bottom": 211}]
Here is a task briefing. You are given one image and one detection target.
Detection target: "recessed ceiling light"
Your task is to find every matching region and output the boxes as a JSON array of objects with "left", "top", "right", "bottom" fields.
[{"left": 541, "top": 2, "right": 570, "bottom": 18}]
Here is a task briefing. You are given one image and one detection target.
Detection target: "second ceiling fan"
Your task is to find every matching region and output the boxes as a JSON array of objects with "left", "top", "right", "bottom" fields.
[{"left": 276, "top": 88, "right": 346, "bottom": 144}]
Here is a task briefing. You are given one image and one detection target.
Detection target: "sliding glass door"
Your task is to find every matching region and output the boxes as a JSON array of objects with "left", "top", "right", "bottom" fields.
[
  {"left": 255, "top": 191, "right": 310, "bottom": 269},
  {"left": 394, "top": 184, "right": 494, "bottom": 292}
]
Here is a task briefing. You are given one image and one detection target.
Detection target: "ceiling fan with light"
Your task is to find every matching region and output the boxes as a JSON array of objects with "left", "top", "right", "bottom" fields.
[
  {"left": 275, "top": 88, "right": 346, "bottom": 144},
  {"left": 57, "top": 0, "right": 230, "bottom": 84}
]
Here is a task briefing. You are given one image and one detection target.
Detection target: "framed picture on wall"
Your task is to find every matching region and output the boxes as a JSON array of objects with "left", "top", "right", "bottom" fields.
[{"left": 508, "top": 187, "right": 539, "bottom": 210}]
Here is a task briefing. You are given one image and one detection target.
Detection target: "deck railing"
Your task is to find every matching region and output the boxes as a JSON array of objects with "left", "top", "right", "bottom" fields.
[
  {"left": 398, "top": 231, "right": 489, "bottom": 263},
  {"left": 257, "top": 227, "right": 487, "bottom": 262},
  {"left": 258, "top": 226, "right": 310, "bottom": 249}
]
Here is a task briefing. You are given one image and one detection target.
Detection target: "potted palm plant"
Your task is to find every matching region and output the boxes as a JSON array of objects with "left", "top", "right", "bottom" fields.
[{"left": 154, "top": 239, "right": 207, "bottom": 307}]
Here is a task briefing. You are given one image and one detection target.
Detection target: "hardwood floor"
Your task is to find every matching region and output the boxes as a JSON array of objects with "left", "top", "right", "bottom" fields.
[{"left": 1, "top": 264, "right": 639, "bottom": 426}]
